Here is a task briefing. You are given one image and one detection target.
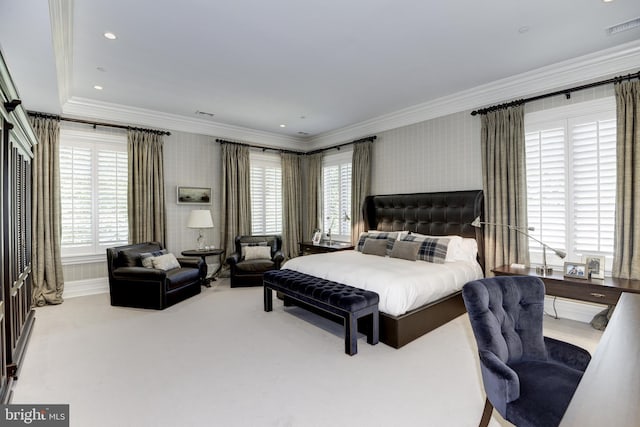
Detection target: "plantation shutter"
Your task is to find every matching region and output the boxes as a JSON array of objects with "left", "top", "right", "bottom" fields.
[
  {"left": 60, "top": 146, "right": 93, "bottom": 248},
  {"left": 98, "top": 150, "right": 129, "bottom": 245},
  {"left": 525, "top": 98, "right": 616, "bottom": 268},
  {"left": 250, "top": 152, "right": 282, "bottom": 234},
  {"left": 322, "top": 150, "right": 352, "bottom": 240}
]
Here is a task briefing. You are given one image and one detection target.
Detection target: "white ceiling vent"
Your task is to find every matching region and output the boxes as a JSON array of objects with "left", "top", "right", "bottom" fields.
[{"left": 605, "top": 17, "right": 640, "bottom": 35}]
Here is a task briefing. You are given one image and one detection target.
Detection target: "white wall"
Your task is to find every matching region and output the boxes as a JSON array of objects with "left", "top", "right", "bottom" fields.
[{"left": 371, "top": 110, "right": 482, "bottom": 195}]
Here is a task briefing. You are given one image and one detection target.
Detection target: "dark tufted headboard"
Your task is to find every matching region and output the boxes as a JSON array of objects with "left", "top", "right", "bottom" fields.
[{"left": 362, "top": 190, "right": 484, "bottom": 271}]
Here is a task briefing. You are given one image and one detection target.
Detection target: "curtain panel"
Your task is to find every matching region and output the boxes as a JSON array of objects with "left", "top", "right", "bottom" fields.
[
  {"left": 30, "top": 116, "right": 64, "bottom": 306},
  {"left": 303, "top": 153, "right": 323, "bottom": 243},
  {"left": 480, "top": 105, "right": 530, "bottom": 275},
  {"left": 220, "top": 143, "right": 251, "bottom": 258},
  {"left": 612, "top": 80, "right": 640, "bottom": 279},
  {"left": 281, "top": 153, "right": 302, "bottom": 259},
  {"left": 127, "top": 130, "right": 167, "bottom": 245},
  {"left": 351, "top": 140, "right": 373, "bottom": 245}
]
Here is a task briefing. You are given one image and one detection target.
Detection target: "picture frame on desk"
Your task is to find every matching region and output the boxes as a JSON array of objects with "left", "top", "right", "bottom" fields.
[
  {"left": 564, "top": 262, "right": 588, "bottom": 279},
  {"left": 582, "top": 254, "right": 605, "bottom": 279},
  {"left": 311, "top": 229, "right": 322, "bottom": 245}
]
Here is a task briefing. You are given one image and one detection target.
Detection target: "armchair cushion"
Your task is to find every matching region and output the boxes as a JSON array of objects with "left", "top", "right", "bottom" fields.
[
  {"left": 244, "top": 246, "right": 272, "bottom": 260},
  {"left": 151, "top": 253, "right": 181, "bottom": 271}
]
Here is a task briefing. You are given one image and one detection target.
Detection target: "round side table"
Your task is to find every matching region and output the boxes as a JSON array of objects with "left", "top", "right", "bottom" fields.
[{"left": 181, "top": 248, "right": 226, "bottom": 287}]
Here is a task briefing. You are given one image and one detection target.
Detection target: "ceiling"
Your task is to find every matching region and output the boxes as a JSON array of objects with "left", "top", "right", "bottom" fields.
[{"left": 0, "top": 0, "right": 639, "bottom": 143}]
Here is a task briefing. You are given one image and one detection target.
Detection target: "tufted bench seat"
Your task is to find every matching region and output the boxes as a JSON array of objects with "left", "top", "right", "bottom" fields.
[{"left": 263, "top": 269, "right": 379, "bottom": 355}]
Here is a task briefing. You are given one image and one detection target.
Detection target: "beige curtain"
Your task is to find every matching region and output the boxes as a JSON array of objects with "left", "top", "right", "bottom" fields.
[
  {"left": 612, "top": 80, "right": 640, "bottom": 279},
  {"left": 221, "top": 143, "right": 251, "bottom": 258},
  {"left": 304, "top": 153, "right": 323, "bottom": 243},
  {"left": 128, "top": 130, "right": 166, "bottom": 244},
  {"left": 31, "top": 116, "right": 64, "bottom": 306},
  {"left": 281, "top": 153, "right": 302, "bottom": 259},
  {"left": 351, "top": 140, "right": 373, "bottom": 244},
  {"left": 480, "top": 105, "right": 530, "bottom": 275}
]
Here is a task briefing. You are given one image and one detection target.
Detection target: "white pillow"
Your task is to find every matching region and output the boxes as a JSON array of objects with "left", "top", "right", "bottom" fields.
[
  {"left": 244, "top": 246, "right": 271, "bottom": 260},
  {"left": 404, "top": 233, "right": 478, "bottom": 262},
  {"left": 151, "top": 253, "right": 181, "bottom": 271}
]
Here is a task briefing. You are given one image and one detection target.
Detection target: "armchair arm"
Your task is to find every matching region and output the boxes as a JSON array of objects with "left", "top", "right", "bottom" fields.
[
  {"left": 272, "top": 250, "right": 285, "bottom": 268},
  {"left": 177, "top": 257, "right": 204, "bottom": 269},
  {"left": 112, "top": 266, "right": 167, "bottom": 281},
  {"left": 478, "top": 350, "right": 520, "bottom": 416},
  {"left": 544, "top": 336, "right": 591, "bottom": 372},
  {"left": 226, "top": 252, "right": 241, "bottom": 267}
]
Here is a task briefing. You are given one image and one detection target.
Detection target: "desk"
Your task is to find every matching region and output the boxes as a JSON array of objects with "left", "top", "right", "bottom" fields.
[
  {"left": 181, "top": 249, "right": 225, "bottom": 287},
  {"left": 560, "top": 292, "right": 640, "bottom": 426},
  {"left": 492, "top": 265, "right": 640, "bottom": 305}
]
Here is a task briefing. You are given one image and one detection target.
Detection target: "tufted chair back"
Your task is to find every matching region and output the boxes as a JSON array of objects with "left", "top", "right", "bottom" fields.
[{"left": 463, "top": 275, "right": 548, "bottom": 365}]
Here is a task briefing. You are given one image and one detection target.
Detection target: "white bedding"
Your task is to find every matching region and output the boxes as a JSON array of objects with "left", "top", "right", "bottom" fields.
[{"left": 282, "top": 250, "right": 484, "bottom": 316}]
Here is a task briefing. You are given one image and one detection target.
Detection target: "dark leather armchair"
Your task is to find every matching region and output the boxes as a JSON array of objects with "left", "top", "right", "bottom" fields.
[
  {"left": 107, "top": 242, "right": 205, "bottom": 309},
  {"left": 462, "top": 276, "right": 591, "bottom": 427},
  {"left": 226, "top": 235, "right": 284, "bottom": 287}
]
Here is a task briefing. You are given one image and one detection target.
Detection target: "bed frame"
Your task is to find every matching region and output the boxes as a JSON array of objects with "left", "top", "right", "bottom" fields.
[{"left": 361, "top": 189, "right": 484, "bottom": 348}]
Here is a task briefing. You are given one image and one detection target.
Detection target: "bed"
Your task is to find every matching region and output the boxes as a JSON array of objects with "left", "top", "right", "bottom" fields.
[{"left": 283, "top": 189, "right": 484, "bottom": 348}]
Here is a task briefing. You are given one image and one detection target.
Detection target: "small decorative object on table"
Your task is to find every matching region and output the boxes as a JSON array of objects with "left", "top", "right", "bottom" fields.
[
  {"left": 564, "top": 262, "right": 588, "bottom": 279},
  {"left": 582, "top": 254, "right": 605, "bottom": 279},
  {"left": 312, "top": 229, "right": 322, "bottom": 245}
]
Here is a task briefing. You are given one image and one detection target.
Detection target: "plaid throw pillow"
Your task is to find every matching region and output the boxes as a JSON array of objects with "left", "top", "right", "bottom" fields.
[
  {"left": 403, "top": 235, "right": 449, "bottom": 263},
  {"left": 356, "top": 231, "right": 398, "bottom": 255}
]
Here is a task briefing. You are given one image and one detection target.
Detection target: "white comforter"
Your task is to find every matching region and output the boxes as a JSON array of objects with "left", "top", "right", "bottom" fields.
[{"left": 282, "top": 250, "right": 484, "bottom": 316}]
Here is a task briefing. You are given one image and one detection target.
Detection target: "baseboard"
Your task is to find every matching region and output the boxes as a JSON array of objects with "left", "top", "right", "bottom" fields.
[
  {"left": 544, "top": 296, "right": 607, "bottom": 323},
  {"left": 63, "top": 277, "right": 109, "bottom": 299}
]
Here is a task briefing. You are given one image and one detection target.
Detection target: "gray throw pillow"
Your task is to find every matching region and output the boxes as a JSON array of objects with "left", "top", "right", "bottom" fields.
[
  {"left": 361, "top": 238, "right": 389, "bottom": 257},
  {"left": 390, "top": 240, "right": 420, "bottom": 261}
]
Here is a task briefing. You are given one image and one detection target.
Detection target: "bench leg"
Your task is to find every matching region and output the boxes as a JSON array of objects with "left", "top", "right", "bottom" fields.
[
  {"left": 368, "top": 311, "right": 379, "bottom": 345},
  {"left": 264, "top": 286, "right": 273, "bottom": 312},
  {"left": 346, "top": 314, "right": 358, "bottom": 355}
]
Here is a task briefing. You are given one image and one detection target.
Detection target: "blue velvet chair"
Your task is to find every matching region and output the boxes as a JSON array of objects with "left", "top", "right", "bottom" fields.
[{"left": 462, "top": 276, "right": 591, "bottom": 427}]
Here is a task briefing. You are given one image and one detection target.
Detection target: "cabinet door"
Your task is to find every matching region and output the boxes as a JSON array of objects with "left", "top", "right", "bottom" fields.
[{"left": 0, "top": 117, "right": 10, "bottom": 402}]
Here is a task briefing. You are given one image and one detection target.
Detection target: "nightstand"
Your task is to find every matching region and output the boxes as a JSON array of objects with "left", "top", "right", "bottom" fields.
[{"left": 298, "top": 241, "right": 354, "bottom": 256}]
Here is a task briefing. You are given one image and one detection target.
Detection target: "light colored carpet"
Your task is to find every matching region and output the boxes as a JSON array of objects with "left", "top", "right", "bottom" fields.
[{"left": 11, "top": 279, "right": 602, "bottom": 427}]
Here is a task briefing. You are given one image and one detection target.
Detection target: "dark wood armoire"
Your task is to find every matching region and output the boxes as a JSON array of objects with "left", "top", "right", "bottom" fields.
[{"left": 0, "top": 49, "right": 36, "bottom": 403}]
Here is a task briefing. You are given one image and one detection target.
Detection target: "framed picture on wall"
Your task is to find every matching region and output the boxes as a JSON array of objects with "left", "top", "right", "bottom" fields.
[{"left": 177, "top": 186, "right": 211, "bottom": 205}]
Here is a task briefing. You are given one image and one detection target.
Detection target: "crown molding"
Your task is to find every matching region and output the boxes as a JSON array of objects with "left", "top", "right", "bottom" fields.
[
  {"left": 49, "top": 0, "right": 73, "bottom": 107},
  {"left": 308, "top": 39, "right": 640, "bottom": 149},
  {"left": 62, "top": 97, "right": 305, "bottom": 148}
]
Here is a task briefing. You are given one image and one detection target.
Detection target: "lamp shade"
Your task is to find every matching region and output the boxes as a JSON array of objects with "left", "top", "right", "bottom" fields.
[{"left": 187, "top": 210, "right": 213, "bottom": 229}]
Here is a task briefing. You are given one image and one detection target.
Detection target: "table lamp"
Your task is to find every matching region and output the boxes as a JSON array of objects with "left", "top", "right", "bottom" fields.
[
  {"left": 187, "top": 209, "right": 214, "bottom": 250},
  {"left": 471, "top": 216, "right": 566, "bottom": 275}
]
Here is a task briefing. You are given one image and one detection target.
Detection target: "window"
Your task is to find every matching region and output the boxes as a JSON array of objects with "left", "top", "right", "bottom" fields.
[
  {"left": 250, "top": 151, "right": 282, "bottom": 234},
  {"left": 322, "top": 150, "right": 352, "bottom": 242},
  {"left": 525, "top": 98, "right": 616, "bottom": 270},
  {"left": 59, "top": 128, "right": 128, "bottom": 258}
]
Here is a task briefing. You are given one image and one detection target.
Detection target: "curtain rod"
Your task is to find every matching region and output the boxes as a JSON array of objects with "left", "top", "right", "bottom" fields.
[
  {"left": 27, "top": 110, "right": 171, "bottom": 136},
  {"left": 216, "top": 135, "right": 376, "bottom": 156},
  {"left": 470, "top": 70, "right": 640, "bottom": 116}
]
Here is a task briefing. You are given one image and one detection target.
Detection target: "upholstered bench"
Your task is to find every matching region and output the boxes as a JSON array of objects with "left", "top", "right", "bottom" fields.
[{"left": 263, "top": 269, "right": 379, "bottom": 355}]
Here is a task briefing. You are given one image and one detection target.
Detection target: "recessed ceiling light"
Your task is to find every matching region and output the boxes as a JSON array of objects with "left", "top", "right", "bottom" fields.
[
  {"left": 195, "top": 110, "right": 215, "bottom": 117},
  {"left": 279, "top": 124, "right": 286, "bottom": 128},
  {"left": 94, "top": 85, "right": 103, "bottom": 90},
  {"left": 518, "top": 26, "right": 530, "bottom": 34},
  {"left": 297, "top": 131, "right": 309, "bottom": 136},
  {"left": 96, "top": 66, "right": 106, "bottom": 72},
  {"left": 602, "top": 0, "right": 614, "bottom": 3},
  {"left": 104, "top": 32, "right": 117, "bottom": 40}
]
